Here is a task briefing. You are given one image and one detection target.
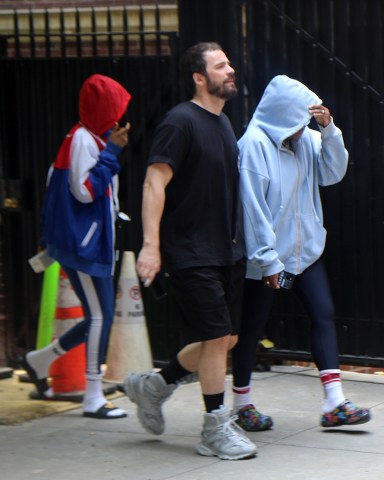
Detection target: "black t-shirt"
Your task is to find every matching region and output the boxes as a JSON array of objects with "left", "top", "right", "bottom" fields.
[{"left": 148, "top": 101, "right": 241, "bottom": 272}]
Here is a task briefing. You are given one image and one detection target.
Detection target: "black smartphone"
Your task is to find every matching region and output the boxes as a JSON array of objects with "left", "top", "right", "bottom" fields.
[
  {"left": 149, "top": 274, "right": 167, "bottom": 300},
  {"left": 278, "top": 271, "right": 295, "bottom": 289}
]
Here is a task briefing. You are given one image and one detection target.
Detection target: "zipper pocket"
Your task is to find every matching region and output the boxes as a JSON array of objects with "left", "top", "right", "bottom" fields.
[{"left": 81, "top": 221, "right": 98, "bottom": 247}]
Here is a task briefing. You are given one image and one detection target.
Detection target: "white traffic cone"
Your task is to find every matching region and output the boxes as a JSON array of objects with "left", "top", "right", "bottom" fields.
[{"left": 104, "top": 251, "right": 153, "bottom": 383}]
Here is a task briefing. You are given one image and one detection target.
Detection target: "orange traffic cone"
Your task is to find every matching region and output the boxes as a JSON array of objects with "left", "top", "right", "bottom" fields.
[
  {"left": 104, "top": 251, "right": 153, "bottom": 383},
  {"left": 49, "top": 268, "right": 86, "bottom": 400}
]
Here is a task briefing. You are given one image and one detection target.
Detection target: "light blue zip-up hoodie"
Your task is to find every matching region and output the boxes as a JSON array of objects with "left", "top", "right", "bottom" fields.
[{"left": 238, "top": 75, "right": 348, "bottom": 279}]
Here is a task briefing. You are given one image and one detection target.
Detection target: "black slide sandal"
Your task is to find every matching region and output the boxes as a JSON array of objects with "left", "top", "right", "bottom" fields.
[
  {"left": 21, "top": 355, "right": 51, "bottom": 399},
  {"left": 83, "top": 403, "right": 127, "bottom": 419}
]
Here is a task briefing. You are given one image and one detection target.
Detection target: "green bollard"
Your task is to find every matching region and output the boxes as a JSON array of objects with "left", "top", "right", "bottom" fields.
[{"left": 35, "top": 261, "right": 60, "bottom": 349}]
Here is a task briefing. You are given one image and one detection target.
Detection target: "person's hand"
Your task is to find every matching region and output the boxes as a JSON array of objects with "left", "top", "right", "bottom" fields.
[
  {"left": 309, "top": 105, "right": 331, "bottom": 128},
  {"left": 136, "top": 245, "right": 161, "bottom": 287},
  {"left": 109, "top": 122, "right": 130, "bottom": 148},
  {"left": 263, "top": 273, "right": 280, "bottom": 289}
]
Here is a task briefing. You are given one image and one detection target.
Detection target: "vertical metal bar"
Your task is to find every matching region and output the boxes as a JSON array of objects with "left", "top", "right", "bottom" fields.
[
  {"left": 107, "top": 7, "right": 113, "bottom": 57},
  {"left": 123, "top": 6, "right": 129, "bottom": 56},
  {"left": 76, "top": 9, "right": 82, "bottom": 57},
  {"left": 60, "top": 9, "right": 66, "bottom": 58},
  {"left": 168, "top": 32, "right": 179, "bottom": 107},
  {"left": 155, "top": 4, "right": 161, "bottom": 56},
  {"left": 29, "top": 9, "right": 36, "bottom": 57},
  {"left": 139, "top": 6, "right": 145, "bottom": 55},
  {"left": 91, "top": 8, "right": 97, "bottom": 56},
  {"left": 44, "top": 9, "right": 50, "bottom": 57},
  {"left": 122, "top": 6, "right": 129, "bottom": 56},
  {"left": 13, "top": 10, "right": 20, "bottom": 57},
  {"left": 0, "top": 36, "right": 7, "bottom": 58}
]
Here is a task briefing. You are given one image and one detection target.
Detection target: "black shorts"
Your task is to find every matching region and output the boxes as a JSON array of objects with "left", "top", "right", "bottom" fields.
[{"left": 168, "top": 257, "right": 246, "bottom": 345}]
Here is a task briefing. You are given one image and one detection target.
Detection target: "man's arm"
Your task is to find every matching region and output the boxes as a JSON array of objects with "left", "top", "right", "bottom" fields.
[{"left": 136, "top": 162, "right": 173, "bottom": 286}]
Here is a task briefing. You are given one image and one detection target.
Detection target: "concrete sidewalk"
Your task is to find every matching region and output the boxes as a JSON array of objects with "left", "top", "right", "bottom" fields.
[{"left": 1, "top": 365, "right": 384, "bottom": 480}]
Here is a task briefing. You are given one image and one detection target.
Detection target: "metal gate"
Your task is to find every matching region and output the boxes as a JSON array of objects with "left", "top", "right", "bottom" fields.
[
  {"left": 0, "top": 6, "right": 181, "bottom": 365},
  {"left": 2, "top": 1, "right": 384, "bottom": 367},
  {"left": 244, "top": 0, "right": 384, "bottom": 366}
]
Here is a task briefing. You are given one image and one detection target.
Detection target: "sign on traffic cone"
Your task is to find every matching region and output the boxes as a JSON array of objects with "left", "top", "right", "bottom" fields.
[
  {"left": 104, "top": 251, "right": 153, "bottom": 383},
  {"left": 49, "top": 268, "right": 86, "bottom": 400}
]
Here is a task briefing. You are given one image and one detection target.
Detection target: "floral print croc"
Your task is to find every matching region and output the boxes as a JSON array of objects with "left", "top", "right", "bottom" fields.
[
  {"left": 321, "top": 400, "right": 371, "bottom": 427},
  {"left": 235, "top": 404, "right": 273, "bottom": 432}
]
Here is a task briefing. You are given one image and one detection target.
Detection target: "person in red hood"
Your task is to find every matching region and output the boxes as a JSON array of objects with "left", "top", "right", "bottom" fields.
[{"left": 22, "top": 74, "right": 132, "bottom": 419}]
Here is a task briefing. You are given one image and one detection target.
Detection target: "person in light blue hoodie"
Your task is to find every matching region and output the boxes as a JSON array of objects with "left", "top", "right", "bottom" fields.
[{"left": 231, "top": 75, "right": 371, "bottom": 430}]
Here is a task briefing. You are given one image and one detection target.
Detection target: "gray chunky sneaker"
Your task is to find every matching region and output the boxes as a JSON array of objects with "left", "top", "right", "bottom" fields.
[
  {"left": 196, "top": 405, "right": 257, "bottom": 460},
  {"left": 123, "top": 372, "right": 176, "bottom": 435}
]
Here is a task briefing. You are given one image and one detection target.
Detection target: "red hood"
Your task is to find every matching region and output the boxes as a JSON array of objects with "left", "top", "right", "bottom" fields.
[{"left": 79, "top": 74, "right": 132, "bottom": 136}]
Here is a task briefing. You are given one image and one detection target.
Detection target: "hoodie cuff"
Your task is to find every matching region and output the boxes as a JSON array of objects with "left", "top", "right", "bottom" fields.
[
  {"left": 262, "top": 259, "right": 285, "bottom": 277},
  {"left": 318, "top": 118, "right": 338, "bottom": 137},
  {"left": 104, "top": 140, "right": 123, "bottom": 155}
]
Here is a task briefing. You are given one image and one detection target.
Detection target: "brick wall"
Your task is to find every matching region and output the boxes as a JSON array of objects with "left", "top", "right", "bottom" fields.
[
  {"left": 0, "top": 1, "right": 176, "bottom": 10},
  {"left": 0, "top": 1, "right": 178, "bottom": 57}
]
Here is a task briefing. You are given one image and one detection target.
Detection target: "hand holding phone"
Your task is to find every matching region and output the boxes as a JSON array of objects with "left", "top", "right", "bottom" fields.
[{"left": 277, "top": 271, "right": 295, "bottom": 289}]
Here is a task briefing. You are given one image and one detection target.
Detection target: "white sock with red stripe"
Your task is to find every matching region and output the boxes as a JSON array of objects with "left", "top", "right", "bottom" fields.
[
  {"left": 320, "top": 369, "right": 346, "bottom": 413},
  {"left": 232, "top": 385, "right": 252, "bottom": 410}
]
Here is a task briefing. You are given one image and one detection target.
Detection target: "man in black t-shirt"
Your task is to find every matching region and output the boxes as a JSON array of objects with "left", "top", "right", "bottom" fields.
[{"left": 122, "top": 42, "right": 257, "bottom": 461}]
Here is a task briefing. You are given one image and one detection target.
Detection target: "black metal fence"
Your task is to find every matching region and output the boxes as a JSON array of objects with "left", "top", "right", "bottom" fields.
[
  {"left": 245, "top": 0, "right": 384, "bottom": 366},
  {"left": 0, "top": 5, "right": 181, "bottom": 365},
  {"left": 1, "top": 0, "right": 384, "bottom": 368}
]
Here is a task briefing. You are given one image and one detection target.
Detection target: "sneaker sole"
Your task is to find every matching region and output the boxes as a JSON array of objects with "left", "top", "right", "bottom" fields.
[{"left": 196, "top": 442, "right": 257, "bottom": 460}]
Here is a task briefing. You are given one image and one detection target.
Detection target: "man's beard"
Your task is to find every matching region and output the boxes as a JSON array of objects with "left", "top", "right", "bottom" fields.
[{"left": 207, "top": 76, "right": 237, "bottom": 100}]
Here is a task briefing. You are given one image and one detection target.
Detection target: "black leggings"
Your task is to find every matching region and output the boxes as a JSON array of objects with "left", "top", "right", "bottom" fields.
[{"left": 232, "top": 259, "right": 340, "bottom": 387}]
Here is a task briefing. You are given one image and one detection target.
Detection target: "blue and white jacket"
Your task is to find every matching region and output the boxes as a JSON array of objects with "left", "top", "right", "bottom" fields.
[{"left": 42, "top": 74, "right": 131, "bottom": 277}]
